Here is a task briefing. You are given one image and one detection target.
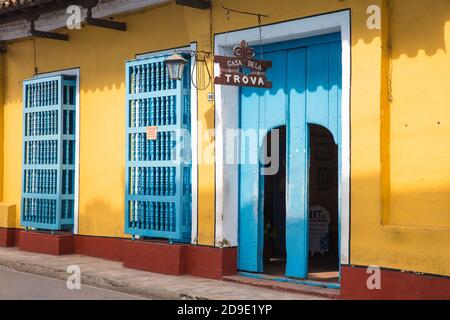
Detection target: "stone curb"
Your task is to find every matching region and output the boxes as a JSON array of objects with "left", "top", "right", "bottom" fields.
[{"left": 0, "top": 257, "right": 208, "bottom": 300}]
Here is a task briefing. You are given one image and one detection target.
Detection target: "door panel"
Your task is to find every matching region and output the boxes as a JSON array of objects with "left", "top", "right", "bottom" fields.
[
  {"left": 286, "top": 48, "right": 308, "bottom": 278},
  {"left": 239, "top": 85, "right": 262, "bottom": 272},
  {"left": 239, "top": 51, "right": 287, "bottom": 272},
  {"left": 306, "top": 43, "right": 342, "bottom": 143}
]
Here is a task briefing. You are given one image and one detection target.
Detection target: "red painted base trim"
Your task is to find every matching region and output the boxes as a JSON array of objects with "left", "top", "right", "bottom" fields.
[
  {"left": 74, "top": 235, "right": 124, "bottom": 261},
  {"left": 123, "top": 240, "right": 237, "bottom": 279},
  {"left": 7, "top": 230, "right": 236, "bottom": 279},
  {"left": 124, "top": 240, "right": 186, "bottom": 276},
  {"left": 19, "top": 230, "right": 74, "bottom": 255},
  {"left": 14, "top": 229, "right": 20, "bottom": 247},
  {"left": 0, "top": 227, "right": 16, "bottom": 247},
  {"left": 187, "top": 245, "right": 237, "bottom": 279},
  {"left": 341, "top": 265, "right": 450, "bottom": 300}
]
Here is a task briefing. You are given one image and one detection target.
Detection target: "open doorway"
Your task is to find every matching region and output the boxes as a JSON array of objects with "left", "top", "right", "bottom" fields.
[
  {"left": 262, "top": 126, "right": 287, "bottom": 276},
  {"left": 259, "top": 125, "right": 339, "bottom": 282},
  {"left": 308, "top": 124, "right": 339, "bottom": 283}
]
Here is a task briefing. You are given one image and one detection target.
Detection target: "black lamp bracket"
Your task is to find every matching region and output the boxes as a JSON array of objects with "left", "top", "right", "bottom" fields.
[{"left": 171, "top": 50, "right": 212, "bottom": 91}]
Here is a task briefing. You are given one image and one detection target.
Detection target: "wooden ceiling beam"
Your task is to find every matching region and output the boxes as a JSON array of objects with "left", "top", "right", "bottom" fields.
[
  {"left": 78, "top": 0, "right": 126, "bottom": 31},
  {"left": 29, "top": 20, "right": 69, "bottom": 41},
  {"left": 85, "top": 6, "right": 127, "bottom": 31},
  {"left": 175, "top": 0, "right": 211, "bottom": 10}
]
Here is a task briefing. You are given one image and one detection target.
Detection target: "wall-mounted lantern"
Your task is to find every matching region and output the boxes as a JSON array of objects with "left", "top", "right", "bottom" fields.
[
  {"left": 165, "top": 51, "right": 212, "bottom": 90},
  {"left": 164, "top": 53, "right": 189, "bottom": 81}
]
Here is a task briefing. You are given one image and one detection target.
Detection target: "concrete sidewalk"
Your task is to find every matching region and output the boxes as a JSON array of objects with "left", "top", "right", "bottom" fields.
[{"left": 0, "top": 247, "right": 324, "bottom": 300}]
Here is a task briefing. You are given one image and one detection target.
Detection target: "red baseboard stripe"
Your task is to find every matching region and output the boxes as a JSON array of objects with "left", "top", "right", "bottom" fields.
[
  {"left": 122, "top": 240, "right": 237, "bottom": 279},
  {"left": 13, "top": 230, "right": 236, "bottom": 279},
  {"left": 0, "top": 227, "right": 16, "bottom": 247},
  {"left": 9, "top": 227, "right": 449, "bottom": 298},
  {"left": 74, "top": 235, "right": 124, "bottom": 261},
  {"left": 18, "top": 230, "right": 74, "bottom": 255},
  {"left": 341, "top": 265, "right": 450, "bottom": 300}
]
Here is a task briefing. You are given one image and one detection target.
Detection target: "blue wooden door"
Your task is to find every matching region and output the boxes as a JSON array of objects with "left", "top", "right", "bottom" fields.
[
  {"left": 239, "top": 33, "right": 342, "bottom": 279},
  {"left": 239, "top": 50, "right": 287, "bottom": 272}
]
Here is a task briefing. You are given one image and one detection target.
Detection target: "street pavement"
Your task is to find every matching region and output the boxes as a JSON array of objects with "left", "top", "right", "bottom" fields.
[{"left": 0, "top": 269, "right": 145, "bottom": 300}]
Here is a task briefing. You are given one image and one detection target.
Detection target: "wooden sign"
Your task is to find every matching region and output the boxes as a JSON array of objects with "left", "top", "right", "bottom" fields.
[
  {"left": 214, "top": 41, "right": 272, "bottom": 88},
  {"left": 146, "top": 126, "right": 158, "bottom": 140}
]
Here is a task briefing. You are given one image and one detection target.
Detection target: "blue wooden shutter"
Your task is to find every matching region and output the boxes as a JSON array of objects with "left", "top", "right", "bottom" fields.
[
  {"left": 21, "top": 75, "right": 77, "bottom": 231},
  {"left": 125, "top": 55, "right": 192, "bottom": 242}
]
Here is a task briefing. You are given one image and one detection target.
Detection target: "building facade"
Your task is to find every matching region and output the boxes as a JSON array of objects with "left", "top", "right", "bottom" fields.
[{"left": 0, "top": 0, "right": 449, "bottom": 299}]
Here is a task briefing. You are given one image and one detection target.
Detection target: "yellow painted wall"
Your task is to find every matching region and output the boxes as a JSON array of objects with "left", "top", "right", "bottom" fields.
[
  {"left": 1, "top": 0, "right": 450, "bottom": 276},
  {"left": 351, "top": 0, "right": 450, "bottom": 278},
  {"left": 389, "top": 1, "right": 450, "bottom": 229}
]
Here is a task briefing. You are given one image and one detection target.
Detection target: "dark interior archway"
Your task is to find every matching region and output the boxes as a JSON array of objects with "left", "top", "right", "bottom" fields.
[
  {"left": 308, "top": 124, "right": 339, "bottom": 283},
  {"left": 259, "top": 124, "right": 339, "bottom": 282},
  {"left": 262, "top": 126, "right": 287, "bottom": 276}
]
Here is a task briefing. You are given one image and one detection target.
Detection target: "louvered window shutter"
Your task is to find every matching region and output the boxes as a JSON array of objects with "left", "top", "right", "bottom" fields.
[
  {"left": 125, "top": 55, "right": 192, "bottom": 242},
  {"left": 21, "top": 75, "right": 77, "bottom": 231}
]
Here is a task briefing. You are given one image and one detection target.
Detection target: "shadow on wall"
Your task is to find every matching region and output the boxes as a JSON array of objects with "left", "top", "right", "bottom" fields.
[
  {"left": 0, "top": 1, "right": 449, "bottom": 104},
  {"left": 2, "top": 2, "right": 199, "bottom": 104},
  {"left": 213, "top": 0, "right": 450, "bottom": 58},
  {"left": 388, "top": 0, "right": 450, "bottom": 58}
]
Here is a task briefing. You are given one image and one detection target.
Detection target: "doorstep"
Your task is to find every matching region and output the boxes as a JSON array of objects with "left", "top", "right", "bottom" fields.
[{"left": 223, "top": 274, "right": 341, "bottom": 299}]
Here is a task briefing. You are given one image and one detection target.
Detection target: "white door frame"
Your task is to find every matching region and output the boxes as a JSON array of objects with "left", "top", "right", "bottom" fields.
[{"left": 213, "top": 10, "right": 351, "bottom": 265}]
